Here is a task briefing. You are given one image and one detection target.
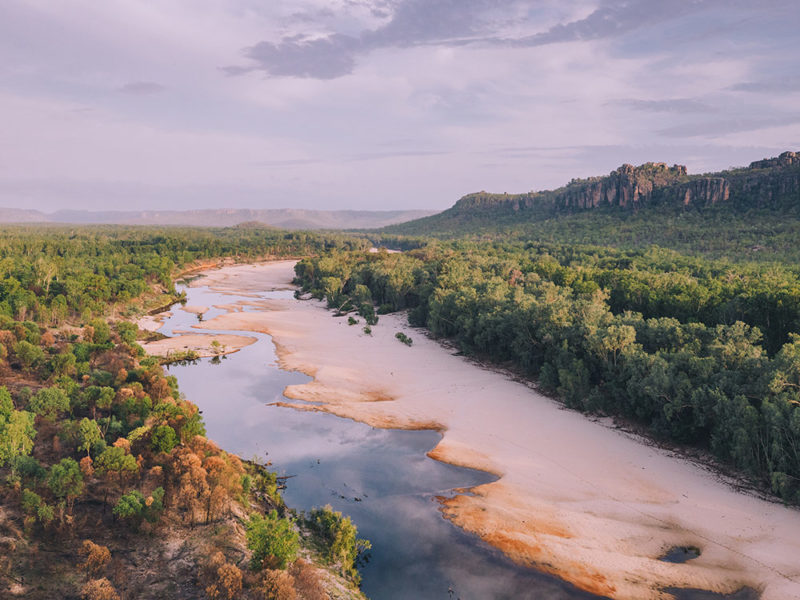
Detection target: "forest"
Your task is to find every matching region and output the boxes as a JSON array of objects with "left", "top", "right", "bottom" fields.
[
  {"left": 295, "top": 241, "right": 800, "bottom": 504},
  {"left": 0, "top": 225, "right": 371, "bottom": 600}
]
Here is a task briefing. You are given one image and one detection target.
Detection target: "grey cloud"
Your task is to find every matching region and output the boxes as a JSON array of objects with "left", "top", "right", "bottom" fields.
[
  {"left": 658, "top": 114, "right": 800, "bottom": 138},
  {"left": 118, "top": 81, "right": 166, "bottom": 95},
  {"left": 227, "top": 33, "right": 362, "bottom": 79},
  {"left": 348, "top": 149, "right": 447, "bottom": 161},
  {"left": 731, "top": 76, "right": 800, "bottom": 93},
  {"left": 509, "top": 0, "right": 714, "bottom": 47},
  {"left": 224, "top": 0, "right": 524, "bottom": 79},
  {"left": 224, "top": 0, "right": 736, "bottom": 80},
  {"left": 614, "top": 98, "right": 714, "bottom": 113},
  {"left": 253, "top": 158, "right": 323, "bottom": 167}
]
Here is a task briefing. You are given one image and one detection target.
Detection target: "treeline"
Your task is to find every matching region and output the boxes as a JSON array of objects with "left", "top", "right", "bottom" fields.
[
  {"left": 383, "top": 204, "right": 800, "bottom": 264},
  {"left": 295, "top": 243, "right": 800, "bottom": 503},
  {"left": 0, "top": 225, "right": 370, "bottom": 324}
]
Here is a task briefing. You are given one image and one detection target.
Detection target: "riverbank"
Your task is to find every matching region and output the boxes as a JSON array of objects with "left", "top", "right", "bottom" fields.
[{"left": 184, "top": 260, "right": 800, "bottom": 600}]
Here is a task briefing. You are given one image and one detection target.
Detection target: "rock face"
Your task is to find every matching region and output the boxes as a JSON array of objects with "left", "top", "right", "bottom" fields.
[
  {"left": 452, "top": 151, "right": 800, "bottom": 217},
  {"left": 748, "top": 151, "right": 800, "bottom": 170}
]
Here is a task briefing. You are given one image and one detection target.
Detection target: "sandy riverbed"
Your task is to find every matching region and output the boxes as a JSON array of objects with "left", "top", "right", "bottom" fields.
[
  {"left": 141, "top": 333, "right": 256, "bottom": 358},
  {"left": 188, "top": 261, "right": 800, "bottom": 600}
]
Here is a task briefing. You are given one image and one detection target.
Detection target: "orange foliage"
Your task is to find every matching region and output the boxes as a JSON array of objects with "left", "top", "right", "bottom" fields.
[
  {"left": 112, "top": 437, "right": 130, "bottom": 453},
  {"left": 80, "top": 456, "right": 94, "bottom": 478},
  {"left": 262, "top": 569, "right": 297, "bottom": 600},
  {"left": 81, "top": 578, "right": 119, "bottom": 600},
  {"left": 204, "top": 552, "right": 243, "bottom": 600},
  {"left": 290, "top": 560, "right": 329, "bottom": 600},
  {"left": 79, "top": 540, "right": 111, "bottom": 576}
]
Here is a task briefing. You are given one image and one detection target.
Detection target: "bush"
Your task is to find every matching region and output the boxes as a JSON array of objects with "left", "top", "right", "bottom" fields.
[
  {"left": 395, "top": 332, "right": 413, "bottom": 346},
  {"left": 151, "top": 424, "right": 178, "bottom": 454},
  {"left": 246, "top": 511, "right": 299, "bottom": 570},
  {"left": 81, "top": 578, "right": 120, "bottom": 600},
  {"left": 307, "top": 505, "right": 370, "bottom": 582}
]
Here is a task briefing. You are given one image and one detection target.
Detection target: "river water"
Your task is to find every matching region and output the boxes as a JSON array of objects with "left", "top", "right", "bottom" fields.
[{"left": 158, "top": 281, "right": 756, "bottom": 600}]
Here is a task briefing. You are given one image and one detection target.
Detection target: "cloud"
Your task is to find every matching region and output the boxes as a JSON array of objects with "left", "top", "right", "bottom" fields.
[
  {"left": 223, "top": 0, "right": 530, "bottom": 79},
  {"left": 118, "top": 81, "right": 166, "bottom": 95},
  {"left": 223, "top": 0, "right": 734, "bottom": 80},
  {"left": 509, "top": 0, "right": 713, "bottom": 47},
  {"left": 658, "top": 115, "right": 800, "bottom": 138},
  {"left": 613, "top": 98, "right": 714, "bottom": 113},
  {"left": 731, "top": 75, "right": 800, "bottom": 93}
]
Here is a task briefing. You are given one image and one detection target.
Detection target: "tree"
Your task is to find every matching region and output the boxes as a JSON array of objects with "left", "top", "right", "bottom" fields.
[
  {"left": 307, "top": 504, "right": 370, "bottom": 582},
  {"left": 81, "top": 578, "right": 120, "bottom": 600},
  {"left": 79, "top": 540, "right": 111, "bottom": 576},
  {"left": 47, "top": 458, "right": 84, "bottom": 511},
  {"left": 0, "top": 387, "right": 36, "bottom": 470},
  {"left": 95, "top": 446, "right": 138, "bottom": 487},
  {"left": 246, "top": 511, "right": 299, "bottom": 570},
  {"left": 78, "top": 418, "right": 102, "bottom": 457},
  {"left": 29, "top": 386, "right": 70, "bottom": 421},
  {"left": 13, "top": 340, "right": 45, "bottom": 372},
  {"left": 151, "top": 424, "right": 178, "bottom": 454}
]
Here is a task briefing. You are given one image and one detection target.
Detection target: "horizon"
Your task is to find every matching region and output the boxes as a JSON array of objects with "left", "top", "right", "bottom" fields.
[{"left": 2, "top": 1, "right": 799, "bottom": 212}]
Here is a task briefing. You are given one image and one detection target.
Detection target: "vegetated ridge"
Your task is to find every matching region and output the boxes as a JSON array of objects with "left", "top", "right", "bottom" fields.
[{"left": 386, "top": 150, "right": 800, "bottom": 238}]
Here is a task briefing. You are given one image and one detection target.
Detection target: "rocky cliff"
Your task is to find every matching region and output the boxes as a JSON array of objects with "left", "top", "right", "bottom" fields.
[{"left": 451, "top": 151, "right": 799, "bottom": 217}]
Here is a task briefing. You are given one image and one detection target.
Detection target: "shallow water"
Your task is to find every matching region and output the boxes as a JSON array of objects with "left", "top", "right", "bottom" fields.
[{"left": 159, "top": 282, "right": 756, "bottom": 600}]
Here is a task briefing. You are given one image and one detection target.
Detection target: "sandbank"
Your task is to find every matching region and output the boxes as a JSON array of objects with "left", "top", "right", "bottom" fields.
[
  {"left": 193, "top": 261, "right": 800, "bottom": 600},
  {"left": 136, "top": 312, "right": 171, "bottom": 333},
  {"left": 141, "top": 333, "right": 255, "bottom": 358},
  {"left": 180, "top": 305, "right": 208, "bottom": 316}
]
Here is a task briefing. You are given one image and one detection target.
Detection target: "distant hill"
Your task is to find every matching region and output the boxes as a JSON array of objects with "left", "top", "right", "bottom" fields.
[
  {"left": 386, "top": 151, "right": 800, "bottom": 236},
  {"left": 0, "top": 208, "right": 438, "bottom": 230},
  {"left": 0, "top": 207, "right": 50, "bottom": 222}
]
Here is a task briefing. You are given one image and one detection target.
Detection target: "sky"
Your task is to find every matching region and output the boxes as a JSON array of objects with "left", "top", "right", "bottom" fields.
[{"left": 1, "top": 0, "right": 799, "bottom": 212}]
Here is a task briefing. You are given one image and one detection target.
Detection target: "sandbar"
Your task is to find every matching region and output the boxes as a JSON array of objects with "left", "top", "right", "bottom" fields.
[{"left": 141, "top": 332, "right": 255, "bottom": 358}]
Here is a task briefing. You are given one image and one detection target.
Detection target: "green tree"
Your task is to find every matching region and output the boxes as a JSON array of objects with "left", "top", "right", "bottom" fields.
[
  {"left": 245, "top": 511, "right": 299, "bottom": 570},
  {"left": 78, "top": 418, "right": 102, "bottom": 457},
  {"left": 13, "top": 340, "right": 45, "bottom": 371},
  {"left": 29, "top": 386, "right": 70, "bottom": 421},
  {"left": 307, "top": 505, "right": 371, "bottom": 582},
  {"left": 0, "top": 387, "right": 36, "bottom": 470},
  {"left": 47, "top": 458, "right": 84, "bottom": 511},
  {"left": 151, "top": 424, "right": 178, "bottom": 454},
  {"left": 95, "top": 446, "right": 138, "bottom": 487}
]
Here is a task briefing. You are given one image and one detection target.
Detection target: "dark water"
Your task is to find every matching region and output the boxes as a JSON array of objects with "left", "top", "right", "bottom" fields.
[
  {"left": 660, "top": 546, "right": 701, "bottom": 564},
  {"left": 160, "top": 283, "right": 755, "bottom": 600}
]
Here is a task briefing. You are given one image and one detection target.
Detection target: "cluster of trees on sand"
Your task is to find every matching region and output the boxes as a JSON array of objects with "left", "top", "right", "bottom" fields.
[
  {"left": 0, "top": 226, "right": 370, "bottom": 600},
  {"left": 295, "top": 242, "right": 800, "bottom": 503}
]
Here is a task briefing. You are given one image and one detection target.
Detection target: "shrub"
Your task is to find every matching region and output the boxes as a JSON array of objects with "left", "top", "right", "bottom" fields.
[
  {"left": 395, "top": 332, "right": 413, "bottom": 346},
  {"left": 81, "top": 578, "right": 120, "bottom": 600},
  {"left": 151, "top": 424, "right": 178, "bottom": 454},
  {"left": 246, "top": 511, "right": 299, "bottom": 570},
  {"left": 307, "top": 505, "right": 370, "bottom": 582},
  {"left": 262, "top": 569, "right": 296, "bottom": 600},
  {"left": 79, "top": 540, "right": 111, "bottom": 576}
]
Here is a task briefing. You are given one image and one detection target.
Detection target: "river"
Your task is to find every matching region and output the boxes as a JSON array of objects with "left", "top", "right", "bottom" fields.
[{"left": 156, "top": 279, "right": 757, "bottom": 600}]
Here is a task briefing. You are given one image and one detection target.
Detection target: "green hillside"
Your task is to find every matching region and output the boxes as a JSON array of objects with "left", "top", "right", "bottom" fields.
[{"left": 384, "top": 151, "right": 800, "bottom": 262}]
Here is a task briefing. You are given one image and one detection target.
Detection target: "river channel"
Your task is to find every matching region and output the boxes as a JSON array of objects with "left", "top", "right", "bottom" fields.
[{"left": 157, "top": 279, "right": 756, "bottom": 600}]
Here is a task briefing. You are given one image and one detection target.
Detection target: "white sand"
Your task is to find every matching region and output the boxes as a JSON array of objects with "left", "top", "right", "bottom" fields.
[
  {"left": 135, "top": 312, "right": 171, "bottom": 333},
  {"left": 194, "top": 261, "right": 800, "bottom": 600},
  {"left": 141, "top": 333, "right": 255, "bottom": 358}
]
